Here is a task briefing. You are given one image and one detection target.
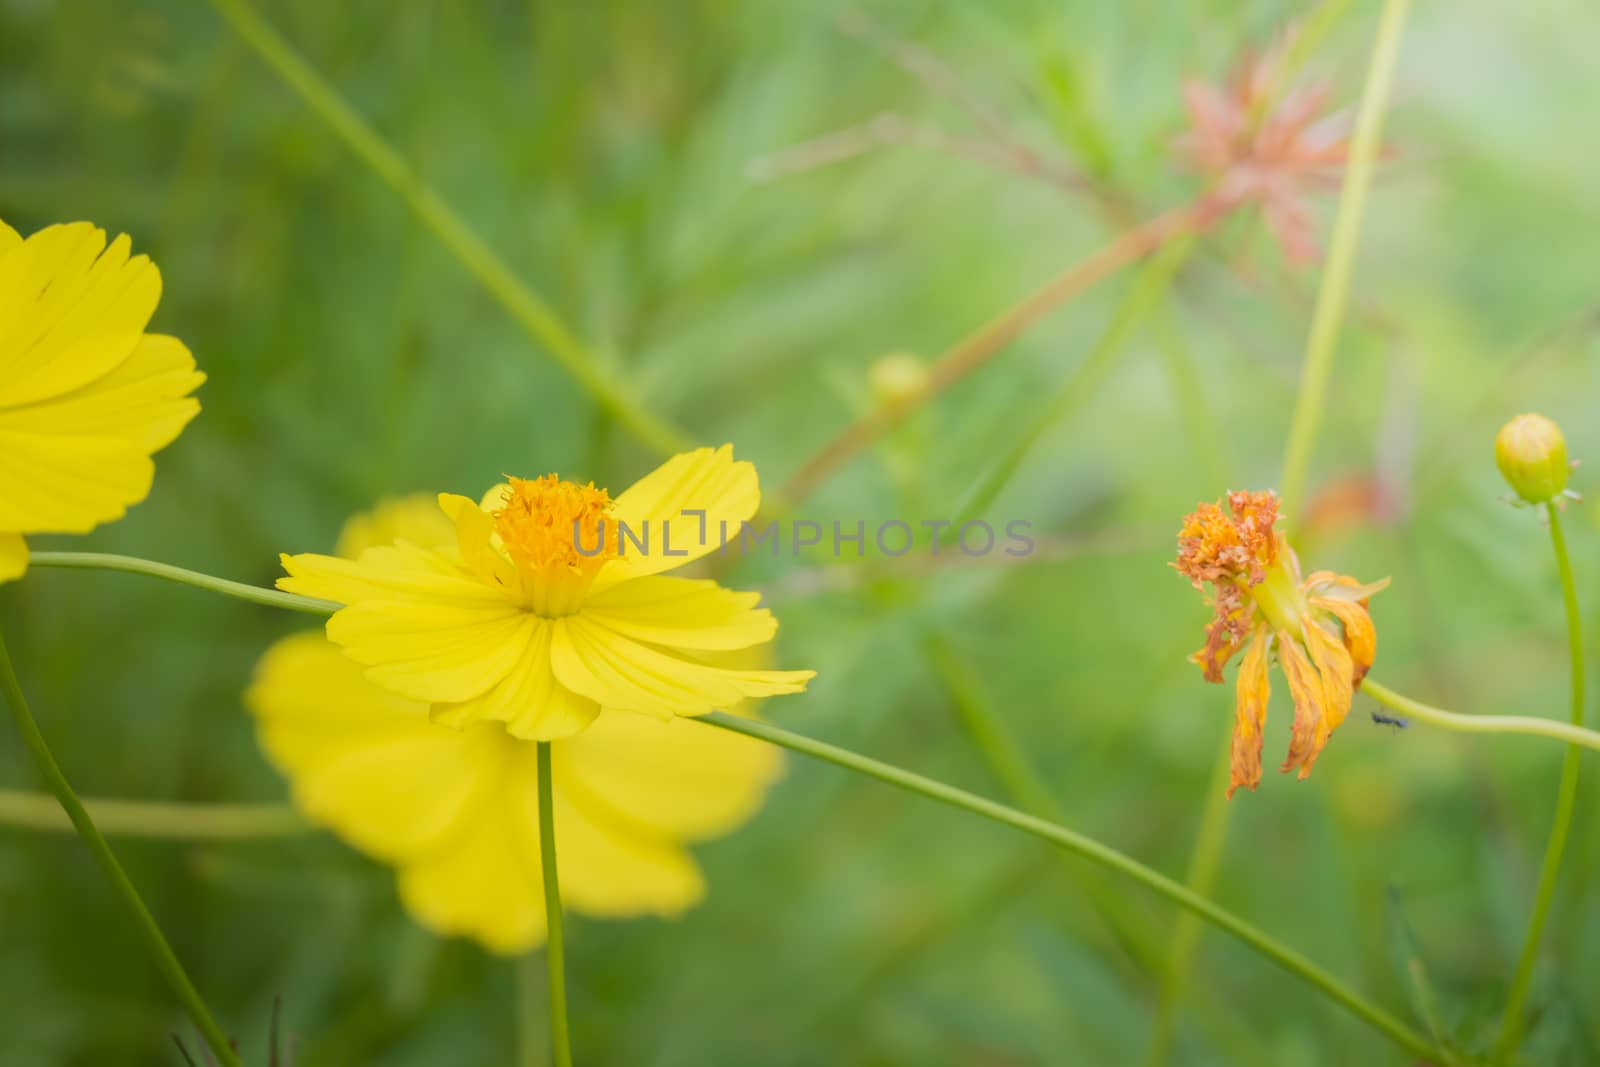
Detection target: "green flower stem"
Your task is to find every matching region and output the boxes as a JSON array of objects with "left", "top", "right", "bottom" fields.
[
  {"left": 697, "top": 712, "right": 1445, "bottom": 1062},
  {"left": 1247, "top": 0, "right": 1358, "bottom": 129},
  {"left": 922, "top": 632, "right": 1164, "bottom": 970},
  {"left": 536, "top": 742, "right": 574, "bottom": 1067},
  {"left": 1151, "top": 6, "right": 1407, "bottom": 1056},
  {"left": 516, "top": 953, "right": 542, "bottom": 1067},
  {"left": 923, "top": 632, "right": 1060, "bottom": 817},
  {"left": 202, "top": 0, "right": 691, "bottom": 458},
  {"left": 943, "top": 236, "right": 1196, "bottom": 538},
  {"left": 775, "top": 201, "right": 1209, "bottom": 510},
  {"left": 1150, "top": 303, "right": 1230, "bottom": 491},
  {"left": 1143, "top": 723, "right": 1235, "bottom": 1067},
  {"left": 1277, "top": 0, "right": 1411, "bottom": 519},
  {"left": 1495, "top": 502, "right": 1586, "bottom": 1061},
  {"left": 0, "top": 631, "right": 243, "bottom": 1067},
  {"left": 0, "top": 789, "right": 306, "bottom": 839},
  {"left": 33, "top": 546, "right": 1600, "bottom": 1061},
  {"left": 29, "top": 552, "right": 336, "bottom": 615},
  {"left": 29, "top": 551, "right": 1600, "bottom": 759},
  {"left": 1359, "top": 678, "right": 1600, "bottom": 755}
]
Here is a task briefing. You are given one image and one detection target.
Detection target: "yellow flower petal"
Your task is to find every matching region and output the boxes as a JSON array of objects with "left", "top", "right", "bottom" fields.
[
  {"left": 0, "top": 224, "right": 161, "bottom": 407},
  {"left": 396, "top": 749, "right": 549, "bottom": 955},
  {"left": 438, "top": 491, "right": 521, "bottom": 592},
  {"left": 433, "top": 620, "right": 601, "bottom": 740},
  {"left": 0, "top": 219, "right": 200, "bottom": 541},
  {"left": 1276, "top": 628, "right": 1324, "bottom": 778},
  {"left": 1301, "top": 620, "right": 1355, "bottom": 774},
  {"left": 1228, "top": 629, "right": 1271, "bottom": 798},
  {"left": 550, "top": 779, "right": 705, "bottom": 919},
  {"left": 250, "top": 486, "right": 789, "bottom": 955},
  {"left": 1313, "top": 595, "right": 1378, "bottom": 683},
  {"left": 278, "top": 543, "right": 507, "bottom": 606},
  {"left": 0, "top": 532, "right": 26, "bottom": 583},
  {"left": 583, "top": 576, "right": 777, "bottom": 651},
  {"left": 397, "top": 755, "right": 705, "bottom": 954},
  {"left": 329, "top": 600, "right": 536, "bottom": 704},
  {"left": 560, "top": 706, "right": 781, "bottom": 838},
  {"left": 1304, "top": 571, "right": 1390, "bottom": 603},
  {"left": 0, "top": 429, "right": 155, "bottom": 533},
  {"left": 477, "top": 483, "right": 511, "bottom": 511},
  {"left": 279, "top": 453, "right": 810, "bottom": 733},
  {"left": 336, "top": 493, "right": 454, "bottom": 558},
  {"left": 0, "top": 334, "right": 202, "bottom": 534},
  {"left": 593, "top": 444, "right": 760, "bottom": 590},
  {"left": 247, "top": 633, "right": 497, "bottom": 860},
  {"left": 0, "top": 334, "right": 200, "bottom": 449},
  {"left": 551, "top": 614, "right": 813, "bottom": 717}
]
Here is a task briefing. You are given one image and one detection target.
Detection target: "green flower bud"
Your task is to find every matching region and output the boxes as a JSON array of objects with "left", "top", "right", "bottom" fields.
[
  {"left": 1495, "top": 413, "right": 1570, "bottom": 504},
  {"left": 867, "top": 352, "right": 928, "bottom": 408}
]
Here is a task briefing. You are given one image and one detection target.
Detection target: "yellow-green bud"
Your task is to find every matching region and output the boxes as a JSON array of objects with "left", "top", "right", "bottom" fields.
[
  {"left": 1495, "top": 413, "right": 1570, "bottom": 504},
  {"left": 867, "top": 352, "right": 929, "bottom": 408}
]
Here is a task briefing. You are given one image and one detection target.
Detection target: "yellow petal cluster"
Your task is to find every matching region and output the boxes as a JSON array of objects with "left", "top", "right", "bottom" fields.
[
  {"left": 1175, "top": 490, "right": 1387, "bottom": 796},
  {"left": 278, "top": 445, "right": 813, "bottom": 739},
  {"left": 248, "top": 496, "right": 784, "bottom": 953},
  {"left": 0, "top": 220, "right": 203, "bottom": 581}
]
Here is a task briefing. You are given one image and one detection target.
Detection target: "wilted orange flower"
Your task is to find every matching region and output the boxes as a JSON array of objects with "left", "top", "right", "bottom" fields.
[
  {"left": 1175, "top": 491, "right": 1388, "bottom": 796},
  {"left": 1176, "top": 29, "right": 1353, "bottom": 264}
]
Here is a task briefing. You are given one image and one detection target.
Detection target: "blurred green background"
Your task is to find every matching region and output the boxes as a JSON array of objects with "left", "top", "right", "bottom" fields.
[{"left": 4, "top": 0, "right": 1600, "bottom": 1063}]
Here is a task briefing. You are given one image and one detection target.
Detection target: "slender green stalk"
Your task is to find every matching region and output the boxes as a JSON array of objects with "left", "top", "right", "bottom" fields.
[
  {"left": 1143, "top": 724, "right": 1235, "bottom": 1067},
  {"left": 30, "top": 556, "right": 334, "bottom": 614},
  {"left": 0, "top": 632, "right": 243, "bottom": 1067},
  {"left": 1149, "top": 7, "right": 1404, "bottom": 1054},
  {"left": 924, "top": 632, "right": 1060, "bottom": 817},
  {"left": 537, "top": 743, "right": 574, "bottom": 1067},
  {"left": 696, "top": 712, "right": 1445, "bottom": 1062},
  {"left": 1248, "top": 0, "right": 1358, "bottom": 129},
  {"left": 0, "top": 789, "right": 305, "bottom": 839},
  {"left": 516, "top": 953, "right": 543, "bottom": 1067},
  {"left": 776, "top": 202, "right": 1207, "bottom": 508},
  {"left": 29, "top": 552, "right": 336, "bottom": 615},
  {"left": 1360, "top": 678, "right": 1600, "bottom": 754},
  {"left": 1277, "top": 0, "right": 1411, "bottom": 518},
  {"left": 31, "top": 550, "right": 1600, "bottom": 758},
  {"left": 202, "top": 0, "right": 690, "bottom": 457},
  {"left": 802, "top": 850, "right": 1058, "bottom": 1041},
  {"left": 922, "top": 632, "right": 1165, "bottom": 970},
  {"left": 1494, "top": 503, "right": 1586, "bottom": 1061},
  {"left": 945, "top": 237, "right": 1195, "bottom": 536},
  {"left": 1150, "top": 303, "right": 1230, "bottom": 491}
]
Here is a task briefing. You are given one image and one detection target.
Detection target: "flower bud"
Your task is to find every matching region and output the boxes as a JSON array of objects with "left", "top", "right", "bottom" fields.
[
  {"left": 1495, "top": 413, "right": 1569, "bottom": 504},
  {"left": 867, "top": 352, "right": 928, "bottom": 408}
]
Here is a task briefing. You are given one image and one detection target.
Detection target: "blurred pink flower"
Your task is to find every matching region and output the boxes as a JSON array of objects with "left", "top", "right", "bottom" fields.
[{"left": 1176, "top": 33, "right": 1354, "bottom": 264}]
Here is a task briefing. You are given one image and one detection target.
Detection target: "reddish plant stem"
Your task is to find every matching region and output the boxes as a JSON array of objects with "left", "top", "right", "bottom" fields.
[{"left": 775, "top": 198, "right": 1221, "bottom": 509}]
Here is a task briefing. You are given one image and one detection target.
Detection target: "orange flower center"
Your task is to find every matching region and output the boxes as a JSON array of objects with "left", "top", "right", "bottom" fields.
[
  {"left": 1174, "top": 489, "right": 1280, "bottom": 589},
  {"left": 1177, "top": 490, "right": 1305, "bottom": 682},
  {"left": 492, "top": 475, "right": 618, "bottom": 578}
]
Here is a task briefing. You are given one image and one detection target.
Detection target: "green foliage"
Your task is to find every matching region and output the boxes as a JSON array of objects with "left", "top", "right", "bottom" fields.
[{"left": 3, "top": 0, "right": 1599, "bottom": 1063}]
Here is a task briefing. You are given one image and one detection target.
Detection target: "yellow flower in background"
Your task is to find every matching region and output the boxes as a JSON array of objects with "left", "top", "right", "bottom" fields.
[
  {"left": 249, "top": 496, "right": 783, "bottom": 954},
  {"left": 1174, "top": 490, "right": 1387, "bottom": 797},
  {"left": 0, "top": 220, "right": 204, "bottom": 582},
  {"left": 279, "top": 446, "right": 814, "bottom": 739}
]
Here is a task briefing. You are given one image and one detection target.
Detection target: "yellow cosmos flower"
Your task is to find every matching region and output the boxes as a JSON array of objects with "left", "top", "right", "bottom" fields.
[
  {"left": 278, "top": 446, "right": 814, "bottom": 739},
  {"left": 1174, "top": 490, "right": 1388, "bottom": 797},
  {"left": 249, "top": 495, "right": 782, "bottom": 953},
  {"left": 0, "top": 220, "right": 203, "bottom": 582}
]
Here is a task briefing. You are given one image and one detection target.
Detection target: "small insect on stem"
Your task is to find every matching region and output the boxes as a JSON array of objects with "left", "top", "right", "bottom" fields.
[{"left": 1370, "top": 710, "right": 1410, "bottom": 731}]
